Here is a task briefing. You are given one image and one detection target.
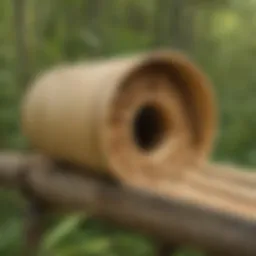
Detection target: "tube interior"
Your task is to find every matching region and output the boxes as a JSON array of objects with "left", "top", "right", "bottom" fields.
[
  {"left": 132, "top": 104, "right": 168, "bottom": 151},
  {"left": 124, "top": 59, "right": 210, "bottom": 152}
]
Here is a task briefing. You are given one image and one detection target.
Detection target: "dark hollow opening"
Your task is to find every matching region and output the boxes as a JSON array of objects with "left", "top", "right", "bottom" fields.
[{"left": 133, "top": 105, "right": 167, "bottom": 151}]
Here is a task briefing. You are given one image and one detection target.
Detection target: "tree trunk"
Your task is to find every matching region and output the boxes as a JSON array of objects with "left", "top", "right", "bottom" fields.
[
  {"left": 152, "top": 0, "right": 170, "bottom": 48},
  {"left": 169, "top": 0, "right": 185, "bottom": 50},
  {"left": 169, "top": 0, "right": 196, "bottom": 55},
  {"left": 13, "top": 0, "right": 30, "bottom": 89},
  {"left": 85, "top": 0, "right": 104, "bottom": 56}
]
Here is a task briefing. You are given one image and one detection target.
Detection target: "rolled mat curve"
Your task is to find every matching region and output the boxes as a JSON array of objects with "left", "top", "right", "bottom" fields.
[{"left": 21, "top": 50, "right": 216, "bottom": 185}]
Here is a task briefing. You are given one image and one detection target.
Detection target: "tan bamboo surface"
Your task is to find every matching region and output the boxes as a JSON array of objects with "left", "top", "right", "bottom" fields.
[
  {"left": 184, "top": 165, "right": 256, "bottom": 218},
  {"left": 126, "top": 164, "right": 256, "bottom": 220},
  {"left": 21, "top": 50, "right": 216, "bottom": 184}
]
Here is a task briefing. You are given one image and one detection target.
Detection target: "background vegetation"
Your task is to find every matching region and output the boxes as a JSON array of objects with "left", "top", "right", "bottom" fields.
[{"left": 0, "top": 0, "right": 255, "bottom": 255}]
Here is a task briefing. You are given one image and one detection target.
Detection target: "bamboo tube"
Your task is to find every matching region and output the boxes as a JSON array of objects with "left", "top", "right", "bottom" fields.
[
  {"left": 20, "top": 49, "right": 256, "bottom": 220},
  {"left": 21, "top": 50, "right": 216, "bottom": 184}
]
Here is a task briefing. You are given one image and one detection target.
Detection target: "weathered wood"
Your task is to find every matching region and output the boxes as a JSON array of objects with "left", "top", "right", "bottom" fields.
[{"left": 0, "top": 152, "right": 255, "bottom": 256}]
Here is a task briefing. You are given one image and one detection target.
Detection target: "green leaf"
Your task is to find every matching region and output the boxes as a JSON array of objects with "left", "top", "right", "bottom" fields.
[{"left": 42, "top": 214, "right": 85, "bottom": 251}]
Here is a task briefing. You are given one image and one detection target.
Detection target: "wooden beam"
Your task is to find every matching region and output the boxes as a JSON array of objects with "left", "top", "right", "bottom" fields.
[{"left": 0, "top": 152, "right": 255, "bottom": 256}]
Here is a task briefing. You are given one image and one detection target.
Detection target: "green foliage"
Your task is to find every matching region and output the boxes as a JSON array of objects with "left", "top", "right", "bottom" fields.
[{"left": 0, "top": 0, "right": 255, "bottom": 255}]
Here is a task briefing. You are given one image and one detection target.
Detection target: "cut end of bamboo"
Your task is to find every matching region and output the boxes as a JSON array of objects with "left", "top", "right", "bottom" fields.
[{"left": 103, "top": 51, "right": 217, "bottom": 182}]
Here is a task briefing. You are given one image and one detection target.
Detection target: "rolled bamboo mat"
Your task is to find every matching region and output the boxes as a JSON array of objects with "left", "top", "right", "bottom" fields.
[
  {"left": 21, "top": 50, "right": 216, "bottom": 185},
  {"left": 21, "top": 49, "right": 256, "bottom": 220}
]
